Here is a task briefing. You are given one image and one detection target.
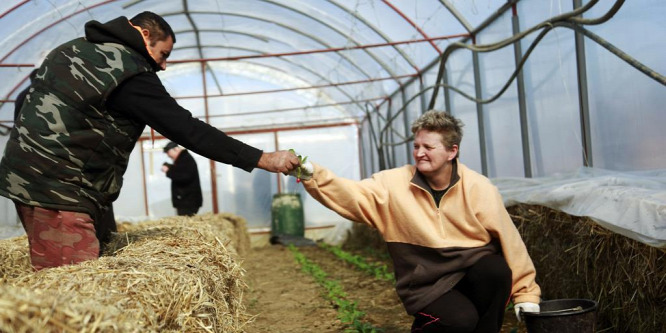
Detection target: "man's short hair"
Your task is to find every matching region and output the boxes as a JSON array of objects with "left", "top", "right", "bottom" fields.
[
  {"left": 163, "top": 141, "right": 178, "bottom": 153},
  {"left": 130, "top": 11, "right": 176, "bottom": 44}
]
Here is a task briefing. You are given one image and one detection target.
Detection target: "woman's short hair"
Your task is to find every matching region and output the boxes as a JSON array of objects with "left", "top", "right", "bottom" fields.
[{"left": 411, "top": 110, "right": 464, "bottom": 156}]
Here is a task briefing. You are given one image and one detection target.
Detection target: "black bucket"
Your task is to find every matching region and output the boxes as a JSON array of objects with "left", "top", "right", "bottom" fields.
[{"left": 522, "top": 299, "right": 598, "bottom": 333}]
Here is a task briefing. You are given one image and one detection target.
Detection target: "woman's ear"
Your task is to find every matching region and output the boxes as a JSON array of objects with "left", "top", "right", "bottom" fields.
[{"left": 448, "top": 145, "right": 459, "bottom": 161}]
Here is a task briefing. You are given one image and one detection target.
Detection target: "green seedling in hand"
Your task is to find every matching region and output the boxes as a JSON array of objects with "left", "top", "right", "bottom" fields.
[{"left": 289, "top": 149, "right": 309, "bottom": 182}]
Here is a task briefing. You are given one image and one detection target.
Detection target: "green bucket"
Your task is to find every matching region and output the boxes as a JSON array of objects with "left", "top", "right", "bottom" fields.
[{"left": 271, "top": 193, "right": 305, "bottom": 237}]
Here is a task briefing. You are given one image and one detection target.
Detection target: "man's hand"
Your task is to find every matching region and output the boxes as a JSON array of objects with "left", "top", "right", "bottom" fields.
[{"left": 257, "top": 151, "right": 300, "bottom": 174}]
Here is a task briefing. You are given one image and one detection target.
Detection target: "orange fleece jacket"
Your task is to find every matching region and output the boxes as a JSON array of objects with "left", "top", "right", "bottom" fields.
[{"left": 302, "top": 161, "right": 541, "bottom": 313}]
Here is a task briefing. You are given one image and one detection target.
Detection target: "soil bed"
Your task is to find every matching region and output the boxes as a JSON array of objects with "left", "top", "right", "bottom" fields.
[{"left": 241, "top": 244, "right": 527, "bottom": 332}]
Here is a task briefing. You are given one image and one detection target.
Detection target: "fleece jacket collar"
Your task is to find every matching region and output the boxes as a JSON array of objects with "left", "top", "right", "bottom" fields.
[{"left": 410, "top": 158, "right": 460, "bottom": 192}]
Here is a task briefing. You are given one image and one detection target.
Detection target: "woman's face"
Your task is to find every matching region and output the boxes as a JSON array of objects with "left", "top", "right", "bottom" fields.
[{"left": 412, "top": 129, "right": 458, "bottom": 177}]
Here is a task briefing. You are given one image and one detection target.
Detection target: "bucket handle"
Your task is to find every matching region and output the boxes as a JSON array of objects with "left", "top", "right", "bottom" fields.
[{"left": 530, "top": 306, "right": 583, "bottom": 315}]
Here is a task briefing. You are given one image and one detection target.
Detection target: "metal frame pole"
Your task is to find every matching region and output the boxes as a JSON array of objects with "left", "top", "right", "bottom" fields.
[
  {"left": 511, "top": 4, "right": 533, "bottom": 177},
  {"left": 573, "top": 0, "right": 593, "bottom": 167},
  {"left": 472, "top": 40, "right": 488, "bottom": 176}
]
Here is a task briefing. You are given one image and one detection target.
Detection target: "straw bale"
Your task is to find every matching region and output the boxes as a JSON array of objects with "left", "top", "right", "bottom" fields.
[
  {"left": 0, "top": 213, "right": 252, "bottom": 332},
  {"left": 217, "top": 213, "right": 251, "bottom": 257},
  {"left": 113, "top": 213, "right": 250, "bottom": 256},
  {"left": 343, "top": 222, "right": 387, "bottom": 254},
  {"left": 0, "top": 236, "right": 31, "bottom": 281},
  {"left": 0, "top": 284, "right": 135, "bottom": 333},
  {"left": 508, "top": 204, "right": 666, "bottom": 333}
]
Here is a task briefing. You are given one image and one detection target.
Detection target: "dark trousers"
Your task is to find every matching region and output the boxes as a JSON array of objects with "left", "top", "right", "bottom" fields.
[
  {"left": 411, "top": 254, "right": 512, "bottom": 333},
  {"left": 95, "top": 205, "right": 116, "bottom": 256},
  {"left": 177, "top": 207, "right": 199, "bottom": 216}
]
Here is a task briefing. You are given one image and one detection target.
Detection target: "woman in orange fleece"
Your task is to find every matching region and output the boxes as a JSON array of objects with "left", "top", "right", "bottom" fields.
[{"left": 297, "top": 110, "right": 541, "bottom": 332}]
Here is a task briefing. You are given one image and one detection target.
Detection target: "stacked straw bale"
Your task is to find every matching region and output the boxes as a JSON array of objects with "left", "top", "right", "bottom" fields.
[
  {"left": 0, "top": 236, "right": 30, "bottom": 281},
  {"left": 508, "top": 204, "right": 665, "bottom": 333},
  {"left": 113, "top": 212, "right": 251, "bottom": 257},
  {"left": 344, "top": 223, "right": 386, "bottom": 253},
  {"left": 0, "top": 212, "right": 252, "bottom": 332}
]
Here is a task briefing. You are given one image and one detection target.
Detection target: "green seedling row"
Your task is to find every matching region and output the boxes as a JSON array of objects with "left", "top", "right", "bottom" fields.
[
  {"left": 288, "top": 245, "right": 382, "bottom": 333},
  {"left": 291, "top": 245, "right": 521, "bottom": 333},
  {"left": 318, "top": 243, "right": 395, "bottom": 282}
]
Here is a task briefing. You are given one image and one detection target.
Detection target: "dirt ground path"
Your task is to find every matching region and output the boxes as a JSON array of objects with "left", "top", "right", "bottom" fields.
[
  {"left": 240, "top": 244, "right": 527, "bottom": 333},
  {"left": 240, "top": 245, "right": 344, "bottom": 332}
]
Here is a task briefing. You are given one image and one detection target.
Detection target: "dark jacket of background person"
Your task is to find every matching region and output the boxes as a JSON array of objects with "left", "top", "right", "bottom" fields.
[
  {"left": 165, "top": 149, "right": 202, "bottom": 215},
  {"left": 0, "top": 15, "right": 262, "bottom": 219}
]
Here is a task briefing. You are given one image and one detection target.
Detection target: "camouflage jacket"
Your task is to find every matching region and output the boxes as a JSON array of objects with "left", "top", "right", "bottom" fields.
[{"left": 0, "top": 19, "right": 153, "bottom": 216}]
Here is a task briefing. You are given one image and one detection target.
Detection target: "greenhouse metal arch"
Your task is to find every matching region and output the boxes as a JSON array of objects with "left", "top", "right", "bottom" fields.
[{"left": 0, "top": 0, "right": 663, "bottom": 242}]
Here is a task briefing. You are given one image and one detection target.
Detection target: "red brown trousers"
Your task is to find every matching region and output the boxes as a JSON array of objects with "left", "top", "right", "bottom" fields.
[{"left": 15, "top": 202, "right": 99, "bottom": 271}]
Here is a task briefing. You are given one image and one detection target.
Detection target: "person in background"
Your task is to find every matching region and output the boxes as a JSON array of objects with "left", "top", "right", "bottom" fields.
[
  {"left": 0, "top": 11, "right": 299, "bottom": 271},
  {"left": 294, "top": 110, "right": 541, "bottom": 332},
  {"left": 161, "top": 141, "right": 203, "bottom": 216}
]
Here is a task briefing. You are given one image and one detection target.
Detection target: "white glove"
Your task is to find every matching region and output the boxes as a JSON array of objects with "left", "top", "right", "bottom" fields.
[
  {"left": 288, "top": 161, "right": 313, "bottom": 181},
  {"left": 514, "top": 302, "right": 540, "bottom": 322}
]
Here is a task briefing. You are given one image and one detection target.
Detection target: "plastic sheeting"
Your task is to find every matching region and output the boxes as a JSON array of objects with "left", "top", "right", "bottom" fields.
[{"left": 493, "top": 167, "right": 666, "bottom": 248}]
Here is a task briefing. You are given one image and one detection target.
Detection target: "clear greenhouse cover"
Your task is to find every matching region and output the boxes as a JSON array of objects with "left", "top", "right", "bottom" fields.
[{"left": 0, "top": 0, "right": 664, "bottom": 247}]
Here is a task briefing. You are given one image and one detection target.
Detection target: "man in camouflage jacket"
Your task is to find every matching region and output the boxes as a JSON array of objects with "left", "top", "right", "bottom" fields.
[{"left": 0, "top": 11, "right": 299, "bottom": 270}]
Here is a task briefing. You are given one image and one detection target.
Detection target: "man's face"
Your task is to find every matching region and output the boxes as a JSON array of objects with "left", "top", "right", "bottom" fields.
[
  {"left": 166, "top": 147, "right": 179, "bottom": 160},
  {"left": 147, "top": 35, "right": 173, "bottom": 71},
  {"left": 412, "top": 129, "right": 458, "bottom": 177}
]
